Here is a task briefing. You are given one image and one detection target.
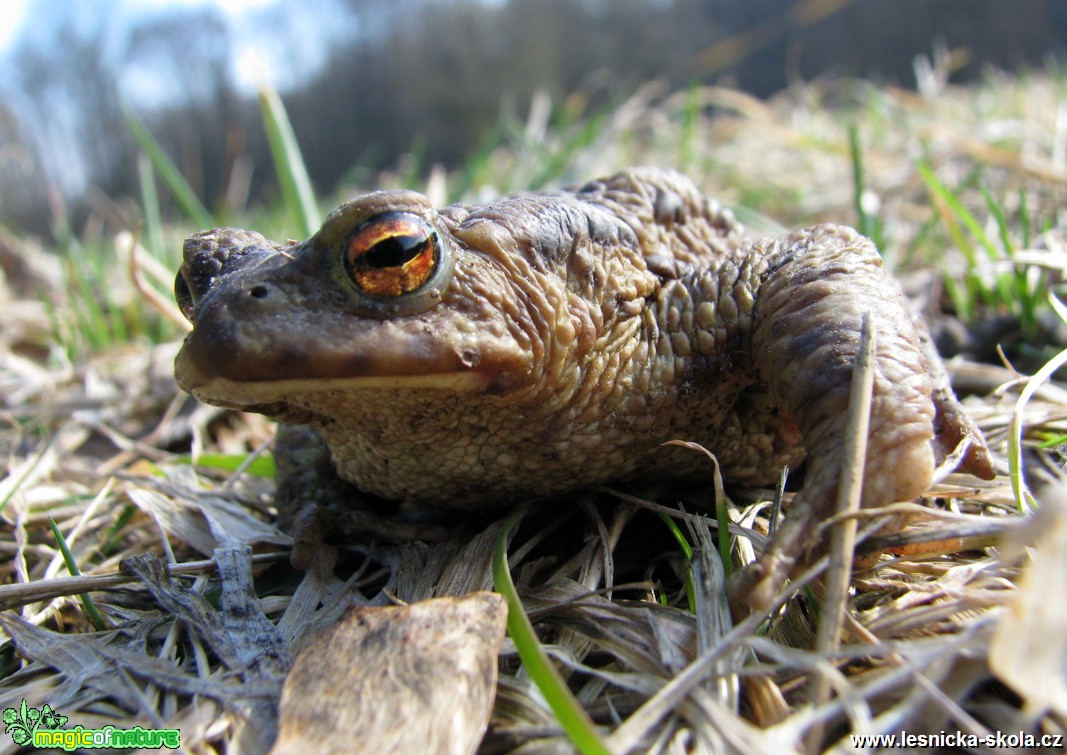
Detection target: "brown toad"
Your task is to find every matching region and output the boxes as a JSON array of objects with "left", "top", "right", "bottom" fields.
[{"left": 174, "top": 168, "right": 994, "bottom": 607}]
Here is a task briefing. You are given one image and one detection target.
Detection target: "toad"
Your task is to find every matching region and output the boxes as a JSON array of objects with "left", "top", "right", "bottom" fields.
[{"left": 174, "top": 168, "right": 994, "bottom": 609}]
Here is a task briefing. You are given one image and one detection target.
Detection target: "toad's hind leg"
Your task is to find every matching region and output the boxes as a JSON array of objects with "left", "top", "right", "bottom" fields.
[{"left": 727, "top": 225, "right": 994, "bottom": 613}]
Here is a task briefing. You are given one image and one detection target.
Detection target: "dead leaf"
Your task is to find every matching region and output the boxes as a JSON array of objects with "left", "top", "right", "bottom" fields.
[{"left": 272, "top": 592, "right": 507, "bottom": 755}]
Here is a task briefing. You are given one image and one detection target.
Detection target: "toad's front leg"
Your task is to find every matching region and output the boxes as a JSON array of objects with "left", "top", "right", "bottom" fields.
[
  {"left": 720, "top": 225, "right": 994, "bottom": 612},
  {"left": 273, "top": 424, "right": 450, "bottom": 568}
]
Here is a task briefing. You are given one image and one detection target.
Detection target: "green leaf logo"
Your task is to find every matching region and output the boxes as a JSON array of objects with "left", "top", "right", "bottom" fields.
[
  {"left": 40, "top": 704, "right": 67, "bottom": 730},
  {"left": 2, "top": 699, "right": 66, "bottom": 745}
]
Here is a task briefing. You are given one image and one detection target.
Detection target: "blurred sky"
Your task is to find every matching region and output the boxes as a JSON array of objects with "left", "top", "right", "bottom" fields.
[
  {"left": 0, "top": 0, "right": 27, "bottom": 49},
  {"left": 0, "top": 0, "right": 347, "bottom": 106},
  {"left": 1, "top": 0, "right": 280, "bottom": 48}
]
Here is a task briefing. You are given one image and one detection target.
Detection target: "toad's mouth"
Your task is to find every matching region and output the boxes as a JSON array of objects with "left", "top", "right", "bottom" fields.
[{"left": 174, "top": 343, "right": 499, "bottom": 411}]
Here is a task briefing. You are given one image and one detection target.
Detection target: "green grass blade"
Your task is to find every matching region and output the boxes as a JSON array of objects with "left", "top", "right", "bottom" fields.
[
  {"left": 982, "top": 183, "right": 1044, "bottom": 334},
  {"left": 678, "top": 81, "right": 700, "bottom": 171},
  {"left": 177, "top": 453, "right": 276, "bottom": 478},
  {"left": 122, "top": 106, "right": 214, "bottom": 229},
  {"left": 137, "top": 153, "right": 165, "bottom": 258},
  {"left": 1008, "top": 292, "right": 1067, "bottom": 512},
  {"left": 715, "top": 494, "right": 733, "bottom": 578},
  {"left": 493, "top": 508, "right": 611, "bottom": 755},
  {"left": 916, "top": 162, "right": 976, "bottom": 262},
  {"left": 1038, "top": 433, "right": 1067, "bottom": 448},
  {"left": 849, "top": 122, "right": 879, "bottom": 246},
  {"left": 48, "top": 517, "right": 107, "bottom": 630},
  {"left": 258, "top": 84, "right": 320, "bottom": 237},
  {"left": 399, "top": 136, "right": 427, "bottom": 190},
  {"left": 918, "top": 161, "right": 999, "bottom": 261},
  {"left": 658, "top": 513, "right": 694, "bottom": 560},
  {"left": 657, "top": 512, "right": 695, "bottom": 612},
  {"left": 64, "top": 254, "right": 110, "bottom": 351},
  {"left": 1018, "top": 188, "right": 1032, "bottom": 248},
  {"left": 920, "top": 161, "right": 1046, "bottom": 335},
  {"left": 917, "top": 160, "right": 991, "bottom": 313},
  {"left": 978, "top": 184, "right": 1030, "bottom": 316},
  {"left": 99, "top": 505, "right": 137, "bottom": 557},
  {"left": 941, "top": 274, "right": 972, "bottom": 324},
  {"left": 450, "top": 121, "right": 505, "bottom": 203},
  {"left": 980, "top": 184, "right": 1014, "bottom": 258},
  {"left": 1009, "top": 345, "right": 1067, "bottom": 512},
  {"left": 527, "top": 109, "right": 607, "bottom": 190}
]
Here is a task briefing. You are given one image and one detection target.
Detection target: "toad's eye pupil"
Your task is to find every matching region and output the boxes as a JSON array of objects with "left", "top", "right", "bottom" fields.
[{"left": 363, "top": 235, "right": 429, "bottom": 269}]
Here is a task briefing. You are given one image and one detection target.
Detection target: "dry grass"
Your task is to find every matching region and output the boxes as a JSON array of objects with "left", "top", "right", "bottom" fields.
[{"left": 1, "top": 66, "right": 1066, "bottom": 753}]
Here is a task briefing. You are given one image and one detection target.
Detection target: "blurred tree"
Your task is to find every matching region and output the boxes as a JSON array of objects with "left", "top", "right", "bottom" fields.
[
  {"left": 3, "top": 10, "right": 125, "bottom": 234},
  {"left": 1, "top": 0, "right": 1064, "bottom": 237},
  {"left": 122, "top": 8, "right": 244, "bottom": 214}
]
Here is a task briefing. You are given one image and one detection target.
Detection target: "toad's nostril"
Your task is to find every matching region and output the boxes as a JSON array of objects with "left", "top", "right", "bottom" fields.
[{"left": 249, "top": 284, "right": 270, "bottom": 299}]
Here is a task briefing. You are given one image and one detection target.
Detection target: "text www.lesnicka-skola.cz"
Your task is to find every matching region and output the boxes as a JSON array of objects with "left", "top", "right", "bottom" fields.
[{"left": 849, "top": 730, "right": 1062, "bottom": 749}]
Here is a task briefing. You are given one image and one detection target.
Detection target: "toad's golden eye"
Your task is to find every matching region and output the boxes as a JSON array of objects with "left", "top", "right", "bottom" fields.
[{"left": 344, "top": 212, "right": 440, "bottom": 297}]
